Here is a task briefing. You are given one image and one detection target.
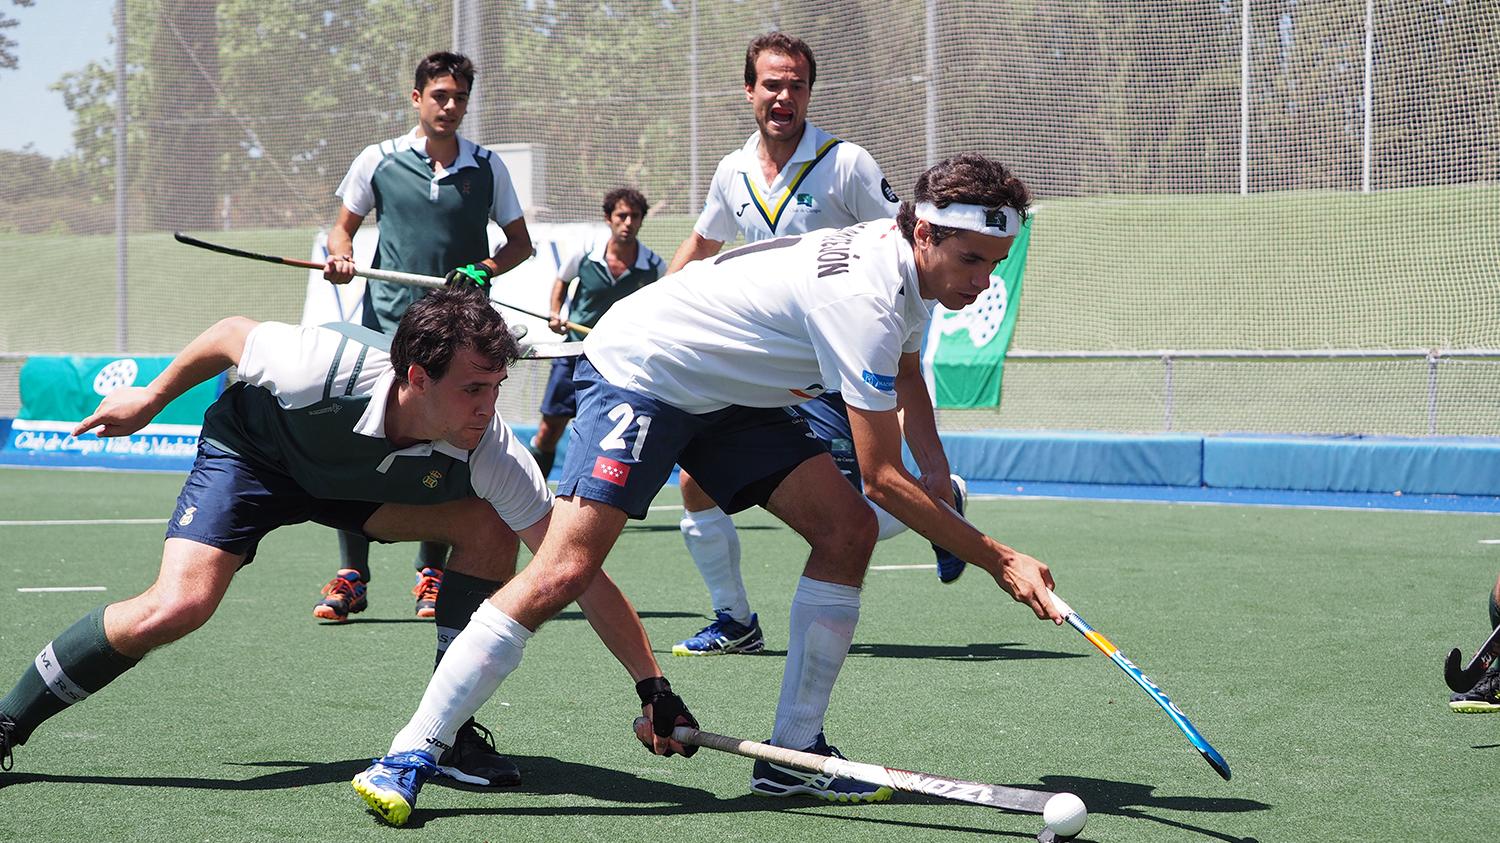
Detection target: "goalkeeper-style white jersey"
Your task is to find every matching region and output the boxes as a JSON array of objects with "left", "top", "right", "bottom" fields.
[
  {"left": 584, "top": 220, "right": 934, "bottom": 415},
  {"left": 693, "top": 122, "right": 900, "bottom": 244}
]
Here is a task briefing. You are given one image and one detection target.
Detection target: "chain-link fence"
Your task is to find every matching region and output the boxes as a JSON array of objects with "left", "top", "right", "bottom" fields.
[{"left": 2, "top": 0, "right": 1496, "bottom": 432}]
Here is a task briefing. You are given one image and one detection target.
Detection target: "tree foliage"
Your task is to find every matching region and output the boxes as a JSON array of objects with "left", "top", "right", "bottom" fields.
[{"left": 8, "top": 0, "right": 1495, "bottom": 236}]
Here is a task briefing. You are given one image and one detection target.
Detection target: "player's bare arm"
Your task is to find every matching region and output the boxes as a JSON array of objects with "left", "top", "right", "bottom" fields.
[
  {"left": 846, "top": 404, "right": 1061, "bottom": 622},
  {"left": 892, "top": 350, "right": 954, "bottom": 504},
  {"left": 548, "top": 277, "right": 569, "bottom": 334},
  {"left": 74, "top": 317, "right": 258, "bottom": 439},
  {"left": 667, "top": 230, "right": 724, "bottom": 274},
  {"left": 487, "top": 216, "right": 535, "bottom": 276},
  {"left": 323, "top": 206, "right": 365, "bottom": 283}
]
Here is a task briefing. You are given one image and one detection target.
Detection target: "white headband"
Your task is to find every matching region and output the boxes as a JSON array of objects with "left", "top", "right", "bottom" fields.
[{"left": 916, "top": 201, "right": 1021, "bottom": 239}]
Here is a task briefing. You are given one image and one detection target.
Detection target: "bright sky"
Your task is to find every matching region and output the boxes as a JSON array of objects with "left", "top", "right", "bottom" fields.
[{"left": 0, "top": 0, "right": 116, "bottom": 158}]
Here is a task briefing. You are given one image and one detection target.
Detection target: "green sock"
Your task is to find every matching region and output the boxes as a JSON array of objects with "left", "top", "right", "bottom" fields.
[
  {"left": 416, "top": 541, "right": 449, "bottom": 572},
  {"left": 433, "top": 570, "right": 504, "bottom": 670},
  {"left": 0, "top": 606, "right": 139, "bottom": 745},
  {"left": 337, "top": 530, "right": 372, "bottom": 582}
]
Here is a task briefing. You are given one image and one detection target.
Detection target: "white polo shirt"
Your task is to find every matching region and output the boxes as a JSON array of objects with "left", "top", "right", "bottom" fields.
[
  {"left": 694, "top": 122, "right": 900, "bottom": 243},
  {"left": 336, "top": 128, "right": 524, "bottom": 225},
  {"left": 585, "top": 221, "right": 934, "bottom": 414}
]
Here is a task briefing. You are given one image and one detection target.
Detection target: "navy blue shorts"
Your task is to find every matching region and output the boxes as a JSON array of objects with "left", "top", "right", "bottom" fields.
[
  {"left": 539, "top": 356, "right": 579, "bottom": 418},
  {"left": 790, "top": 391, "right": 862, "bottom": 490},
  {"left": 165, "top": 440, "right": 384, "bottom": 565},
  {"left": 555, "top": 357, "right": 828, "bottom": 519}
]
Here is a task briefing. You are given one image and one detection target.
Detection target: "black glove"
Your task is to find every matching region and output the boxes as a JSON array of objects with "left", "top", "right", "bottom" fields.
[
  {"left": 444, "top": 262, "right": 494, "bottom": 291},
  {"left": 636, "top": 676, "right": 698, "bottom": 757}
]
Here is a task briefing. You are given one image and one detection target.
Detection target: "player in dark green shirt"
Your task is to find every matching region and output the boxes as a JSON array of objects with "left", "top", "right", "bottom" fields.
[
  {"left": 319, "top": 51, "right": 534, "bottom": 622},
  {"left": 529, "top": 188, "right": 663, "bottom": 476}
]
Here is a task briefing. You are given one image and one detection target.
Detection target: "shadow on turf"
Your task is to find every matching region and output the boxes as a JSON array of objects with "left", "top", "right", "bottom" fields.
[
  {"left": 847, "top": 641, "right": 1087, "bottom": 663},
  {"left": 1030, "top": 775, "right": 1270, "bottom": 843}
]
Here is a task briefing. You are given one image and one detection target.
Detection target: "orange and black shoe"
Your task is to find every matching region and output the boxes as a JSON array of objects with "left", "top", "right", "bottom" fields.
[
  {"left": 413, "top": 567, "right": 443, "bottom": 619},
  {"left": 314, "top": 569, "right": 369, "bottom": 623}
]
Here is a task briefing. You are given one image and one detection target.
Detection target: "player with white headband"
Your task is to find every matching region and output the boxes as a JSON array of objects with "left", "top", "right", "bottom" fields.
[{"left": 352, "top": 153, "right": 1062, "bottom": 823}]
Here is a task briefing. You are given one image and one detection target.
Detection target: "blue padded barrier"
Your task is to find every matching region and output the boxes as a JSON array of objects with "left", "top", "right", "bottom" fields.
[
  {"left": 1202, "top": 434, "right": 1500, "bottom": 496},
  {"left": 935, "top": 430, "right": 1203, "bottom": 487}
]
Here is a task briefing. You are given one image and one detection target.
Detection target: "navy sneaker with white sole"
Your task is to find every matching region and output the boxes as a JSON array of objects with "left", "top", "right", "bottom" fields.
[
  {"left": 934, "top": 475, "right": 969, "bottom": 583},
  {"left": 749, "top": 732, "right": 893, "bottom": 802}
]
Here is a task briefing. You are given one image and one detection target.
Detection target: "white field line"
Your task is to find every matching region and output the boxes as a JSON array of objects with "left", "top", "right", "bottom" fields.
[
  {"left": 1480, "top": 539, "right": 1500, "bottom": 545},
  {"left": 0, "top": 518, "right": 163, "bottom": 526},
  {"left": 17, "top": 586, "right": 107, "bottom": 593}
]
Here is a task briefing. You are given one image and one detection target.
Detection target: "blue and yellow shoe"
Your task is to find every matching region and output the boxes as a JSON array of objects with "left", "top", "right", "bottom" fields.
[
  {"left": 934, "top": 475, "right": 969, "bottom": 584},
  {"left": 1450, "top": 665, "right": 1500, "bottom": 713},
  {"left": 352, "top": 750, "right": 437, "bottom": 826},
  {"left": 750, "top": 733, "right": 893, "bottom": 803},
  {"left": 672, "top": 611, "right": 765, "bottom": 656}
]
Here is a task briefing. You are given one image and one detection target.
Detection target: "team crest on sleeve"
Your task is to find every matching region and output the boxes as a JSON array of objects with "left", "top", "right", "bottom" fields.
[
  {"left": 862, "top": 370, "right": 897, "bottom": 393},
  {"left": 880, "top": 178, "right": 899, "bottom": 203},
  {"left": 592, "top": 456, "right": 631, "bottom": 486}
]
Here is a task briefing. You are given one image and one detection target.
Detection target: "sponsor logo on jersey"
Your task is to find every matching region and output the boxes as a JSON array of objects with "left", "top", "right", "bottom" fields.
[
  {"left": 308, "top": 403, "right": 342, "bottom": 416},
  {"left": 789, "top": 382, "right": 824, "bottom": 400},
  {"left": 735, "top": 202, "right": 751, "bottom": 217},
  {"left": 422, "top": 470, "right": 444, "bottom": 489},
  {"left": 178, "top": 506, "right": 197, "bottom": 527},
  {"left": 862, "top": 370, "right": 896, "bottom": 393},
  {"left": 592, "top": 456, "right": 631, "bottom": 486},
  {"left": 795, "top": 193, "right": 815, "bottom": 208},
  {"left": 880, "top": 178, "right": 899, "bottom": 203}
]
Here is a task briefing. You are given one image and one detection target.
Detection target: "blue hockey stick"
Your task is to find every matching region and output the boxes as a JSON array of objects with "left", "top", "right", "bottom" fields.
[{"left": 1049, "top": 591, "right": 1231, "bottom": 781}]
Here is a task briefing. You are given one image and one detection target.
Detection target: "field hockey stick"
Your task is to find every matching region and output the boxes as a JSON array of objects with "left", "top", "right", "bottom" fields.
[
  {"left": 1047, "top": 590, "right": 1232, "bottom": 781},
  {"left": 930, "top": 499, "right": 1230, "bottom": 780},
  {"left": 1444, "top": 623, "right": 1500, "bottom": 692},
  {"left": 173, "top": 232, "right": 591, "bottom": 334},
  {"left": 633, "top": 718, "right": 1066, "bottom": 817}
]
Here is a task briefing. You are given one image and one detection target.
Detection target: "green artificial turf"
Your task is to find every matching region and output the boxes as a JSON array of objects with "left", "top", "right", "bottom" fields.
[{"left": 1, "top": 467, "right": 1495, "bottom": 841}]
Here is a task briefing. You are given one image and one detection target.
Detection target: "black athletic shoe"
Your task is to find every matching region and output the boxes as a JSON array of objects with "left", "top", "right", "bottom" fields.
[
  {"left": 1450, "top": 664, "right": 1500, "bottom": 713},
  {"left": 1, "top": 712, "right": 17, "bottom": 771},
  {"left": 435, "top": 718, "right": 521, "bottom": 786}
]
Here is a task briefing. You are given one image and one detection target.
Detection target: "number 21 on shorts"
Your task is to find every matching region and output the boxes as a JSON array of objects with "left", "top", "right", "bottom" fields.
[{"left": 599, "top": 402, "right": 653, "bottom": 460}]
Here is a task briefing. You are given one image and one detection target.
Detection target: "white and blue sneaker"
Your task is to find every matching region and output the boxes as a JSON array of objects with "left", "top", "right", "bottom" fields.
[
  {"left": 672, "top": 611, "right": 765, "bottom": 656},
  {"left": 352, "top": 750, "right": 437, "bottom": 826},
  {"left": 934, "top": 474, "right": 969, "bottom": 583},
  {"left": 749, "top": 733, "right": 894, "bottom": 803}
]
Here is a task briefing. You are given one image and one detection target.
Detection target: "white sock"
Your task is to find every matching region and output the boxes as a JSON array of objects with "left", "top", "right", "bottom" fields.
[
  {"left": 681, "top": 506, "right": 750, "bottom": 623},
  {"left": 869, "top": 499, "right": 907, "bottom": 541},
  {"left": 771, "top": 576, "right": 861, "bottom": 749},
  {"left": 387, "top": 601, "right": 532, "bottom": 757}
]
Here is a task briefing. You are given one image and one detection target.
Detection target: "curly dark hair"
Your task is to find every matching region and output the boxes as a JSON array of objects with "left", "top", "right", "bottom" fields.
[
  {"left": 603, "top": 187, "right": 650, "bottom": 219},
  {"left": 896, "top": 154, "right": 1030, "bottom": 246},
  {"left": 744, "top": 32, "right": 816, "bottom": 88},
  {"left": 390, "top": 288, "right": 520, "bottom": 383},
  {"left": 415, "top": 51, "right": 475, "bottom": 94}
]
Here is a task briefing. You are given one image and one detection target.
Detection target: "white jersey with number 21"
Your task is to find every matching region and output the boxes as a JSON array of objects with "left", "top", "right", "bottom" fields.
[{"left": 584, "top": 220, "right": 934, "bottom": 416}]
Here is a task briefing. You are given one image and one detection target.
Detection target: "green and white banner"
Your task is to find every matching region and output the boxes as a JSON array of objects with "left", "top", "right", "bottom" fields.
[
  {"left": 922, "top": 215, "right": 1032, "bottom": 408},
  {"left": 4, "top": 356, "right": 223, "bottom": 468}
]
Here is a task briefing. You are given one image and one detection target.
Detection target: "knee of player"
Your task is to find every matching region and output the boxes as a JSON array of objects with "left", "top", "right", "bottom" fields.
[
  {"left": 128, "top": 590, "right": 218, "bottom": 644},
  {"left": 814, "top": 503, "right": 878, "bottom": 558},
  {"left": 535, "top": 554, "right": 602, "bottom": 605}
]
